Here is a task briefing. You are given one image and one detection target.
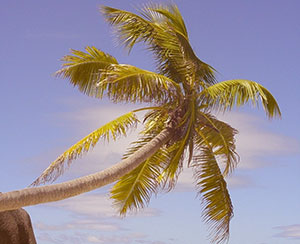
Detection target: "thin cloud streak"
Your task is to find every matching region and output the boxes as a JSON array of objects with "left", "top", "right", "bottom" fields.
[
  {"left": 38, "top": 230, "right": 154, "bottom": 244},
  {"left": 44, "top": 193, "right": 161, "bottom": 218},
  {"left": 35, "top": 219, "right": 121, "bottom": 232},
  {"left": 273, "top": 224, "right": 300, "bottom": 239}
]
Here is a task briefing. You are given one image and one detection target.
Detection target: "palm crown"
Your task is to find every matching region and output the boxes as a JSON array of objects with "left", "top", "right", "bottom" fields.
[{"left": 32, "top": 3, "right": 280, "bottom": 244}]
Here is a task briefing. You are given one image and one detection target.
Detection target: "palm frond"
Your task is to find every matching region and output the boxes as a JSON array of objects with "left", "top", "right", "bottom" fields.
[
  {"left": 55, "top": 46, "right": 118, "bottom": 97},
  {"left": 100, "top": 6, "right": 155, "bottom": 51},
  {"left": 111, "top": 147, "right": 169, "bottom": 215},
  {"left": 31, "top": 111, "right": 139, "bottom": 186},
  {"left": 145, "top": 3, "right": 216, "bottom": 87},
  {"left": 195, "top": 112, "right": 239, "bottom": 176},
  {"left": 101, "top": 4, "right": 216, "bottom": 87},
  {"left": 110, "top": 120, "right": 171, "bottom": 215},
  {"left": 97, "top": 64, "right": 181, "bottom": 103},
  {"left": 140, "top": 3, "right": 188, "bottom": 38},
  {"left": 201, "top": 79, "right": 281, "bottom": 118},
  {"left": 194, "top": 147, "right": 233, "bottom": 244}
]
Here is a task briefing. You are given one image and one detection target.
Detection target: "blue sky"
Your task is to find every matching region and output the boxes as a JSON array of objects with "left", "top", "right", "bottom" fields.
[{"left": 1, "top": 0, "right": 300, "bottom": 243}]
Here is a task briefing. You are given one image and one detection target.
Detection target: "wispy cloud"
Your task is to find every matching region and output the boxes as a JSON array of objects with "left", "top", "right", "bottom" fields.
[
  {"left": 273, "top": 224, "right": 300, "bottom": 239},
  {"left": 217, "top": 112, "right": 299, "bottom": 169},
  {"left": 85, "top": 232, "right": 148, "bottom": 244},
  {"left": 35, "top": 219, "right": 121, "bottom": 232},
  {"left": 38, "top": 232, "right": 84, "bottom": 244},
  {"left": 45, "top": 193, "right": 161, "bottom": 218},
  {"left": 37, "top": 230, "right": 159, "bottom": 244}
]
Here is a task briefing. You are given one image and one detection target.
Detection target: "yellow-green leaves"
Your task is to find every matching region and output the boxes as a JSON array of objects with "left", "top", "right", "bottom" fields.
[
  {"left": 111, "top": 148, "right": 169, "bottom": 215},
  {"left": 97, "top": 64, "right": 181, "bottom": 103},
  {"left": 195, "top": 112, "right": 239, "bottom": 176},
  {"left": 56, "top": 45, "right": 181, "bottom": 104},
  {"left": 31, "top": 111, "right": 138, "bottom": 186},
  {"left": 101, "top": 6, "right": 155, "bottom": 51},
  {"left": 55, "top": 46, "right": 118, "bottom": 98},
  {"left": 194, "top": 147, "right": 233, "bottom": 244},
  {"left": 201, "top": 79, "right": 281, "bottom": 118},
  {"left": 101, "top": 4, "right": 216, "bottom": 87}
]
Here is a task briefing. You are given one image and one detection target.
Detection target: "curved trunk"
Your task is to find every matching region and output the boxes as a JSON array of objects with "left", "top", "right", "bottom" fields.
[{"left": 0, "top": 128, "right": 173, "bottom": 212}]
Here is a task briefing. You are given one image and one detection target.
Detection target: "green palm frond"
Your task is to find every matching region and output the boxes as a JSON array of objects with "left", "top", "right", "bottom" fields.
[
  {"left": 140, "top": 3, "right": 188, "bottom": 38},
  {"left": 195, "top": 112, "right": 239, "bottom": 176},
  {"left": 157, "top": 141, "right": 184, "bottom": 190},
  {"left": 144, "top": 3, "right": 216, "bottom": 87},
  {"left": 201, "top": 79, "right": 281, "bottom": 118},
  {"left": 194, "top": 147, "right": 233, "bottom": 244},
  {"left": 97, "top": 64, "right": 182, "bottom": 103},
  {"left": 111, "top": 147, "right": 169, "bottom": 215},
  {"left": 101, "top": 4, "right": 216, "bottom": 87},
  {"left": 55, "top": 46, "right": 118, "bottom": 97},
  {"left": 100, "top": 6, "right": 154, "bottom": 51},
  {"left": 111, "top": 123, "right": 170, "bottom": 215},
  {"left": 31, "top": 111, "right": 139, "bottom": 186}
]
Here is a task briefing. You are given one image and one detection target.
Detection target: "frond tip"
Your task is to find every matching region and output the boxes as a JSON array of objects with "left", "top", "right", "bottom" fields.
[
  {"left": 55, "top": 46, "right": 118, "bottom": 98},
  {"left": 202, "top": 79, "right": 281, "bottom": 118},
  {"left": 31, "top": 111, "right": 139, "bottom": 186},
  {"left": 194, "top": 147, "right": 233, "bottom": 244},
  {"left": 111, "top": 148, "right": 169, "bottom": 215}
]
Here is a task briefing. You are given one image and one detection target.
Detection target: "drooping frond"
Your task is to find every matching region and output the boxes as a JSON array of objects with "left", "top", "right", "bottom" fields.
[
  {"left": 194, "top": 147, "right": 233, "bottom": 244},
  {"left": 55, "top": 46, "right": 118, "bottom": 97},
  {"left": 139, "top": 3, "right": 188, "bottom": 38},
  {"left": 97, "top": 64, "right": 181, "bottom": 103},
  {"left": 201, "top": 79, "right": 281, "bottom": 118},
  {"left": 157, "top": 140, "right": 184, "bottom": 190},
  {"left": 31, "top": 111, "right": 139, "bottom": 186},
  {"left": 143, "top": 3, "right": 216, "bottom": 87},
  {"left": 101, "top": 4, "right": 216, "bottom": 88},
  {"left": 101, "top": 6, "right": 155, "bottom": 51},
  {"left": 195, "top": 112, "right": 239, "bottom": 176},
  {"left": 111, "top": 147, "right": 169, "bottom": 215}
]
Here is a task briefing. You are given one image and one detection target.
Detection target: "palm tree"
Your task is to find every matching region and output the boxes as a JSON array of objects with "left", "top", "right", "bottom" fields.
[{"left": 0, "top": 3, "right": 280, "bottom": 243}]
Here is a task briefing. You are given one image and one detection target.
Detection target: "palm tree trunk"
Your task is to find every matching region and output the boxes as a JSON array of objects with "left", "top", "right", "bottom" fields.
[{"left": 0, "top": 128, "right": 173, "bottom": 212}]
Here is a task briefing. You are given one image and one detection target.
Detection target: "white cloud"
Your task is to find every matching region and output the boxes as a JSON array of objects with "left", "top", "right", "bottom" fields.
[
  {"left": 35, "top": 219, "right": 121, "bottom": 232},
  {"left": 85, "top": 232, "right": 149, "bottom": 244},
  {"left": 87, "top": 235, "right": 104, "bottom": 243},
  {"left": 216, "top": 112, "right": 299, "bottom": 169},
  {"left": 38, "top": 232, "right": 84, "bottom": 244},
  {"left": 45, "top": 192, "right": 160, "bottom": 218},
  {"left": 274, "top": 224, "right": 300, "bottom": 239},
  {"left": 38, "top": 231, "right": 150, "bottom": 244}
]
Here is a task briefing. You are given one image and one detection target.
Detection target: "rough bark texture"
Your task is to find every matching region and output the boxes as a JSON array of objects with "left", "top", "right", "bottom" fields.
[
  {"left": 0, "top": 128, "right": 173, "bottom": 211},
  {"left": 0, "top": 208, "right": 37, "bottom": 244}
]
